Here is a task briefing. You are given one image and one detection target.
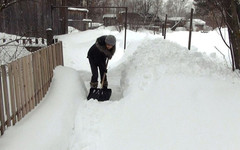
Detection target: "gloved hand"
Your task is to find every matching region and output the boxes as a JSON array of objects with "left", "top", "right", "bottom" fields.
[
  {"left": 104, "top": 68, "right": 108, "bottom": 73},
  {"left": 108, "top": 55, "right": 112, "bottom": 59}
]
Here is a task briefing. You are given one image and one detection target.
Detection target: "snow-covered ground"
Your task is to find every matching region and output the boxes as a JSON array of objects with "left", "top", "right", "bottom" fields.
[{"left": 0, "top": 27, "right": 240, "bottom": 150}]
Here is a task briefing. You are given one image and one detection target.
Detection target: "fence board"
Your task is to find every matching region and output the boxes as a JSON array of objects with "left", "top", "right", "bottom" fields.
[
  {"left": 26, "top": 56, "right": 32, "bottom": 110},
  {"left": 22, "top": 57, "right": 30, "bottom": 113},
  {"left": 58, "top": 42, "right": 62, "bottom": 65},
  {"left": 13, "top": 61, "right": 22, "bottom": 121},
  {"left": 28, "top": 55, "right": 35, "bottom": 109},
  {"left": 0, "top": 71, "right": 5, "bottom": 135},
  {"left": 45, "top": 48, "right": 50, "bottom": 92},
  {"left": 1, "top": 65, "right": 11, "bottom": 127},
  {"left": 52, "top": 44, "right": 57, "bottom": 69},
  {"left": 18, "top": 59, "right": 26, "bottom": 117},
  {"left": 45, "top": 48, "right": 50, "bottom": 89},
  {"left": 60, "top": 41, "right": 64, "bottom": 65},
  {"left": 42, "top": 49, "right": 47, "bottom": 95},
  {"left": 36, "top": 51, "right": 42, "bottom": 103},
  {"left": 32, "top": 52, "right": 38, "bottom": 105},
  {"left": 26, "top": 56, "right": 33, "bottom": 111},
  {"left": 48, "top": 45, "right": 54, "bottom": 79},
  {"left": 7, "top": 64, "right": 17, "bottom": 125},
  {"left": 37, "top": 51, "right": 43, "bottom": 102},
  {"left": 48, "top": 47, "right": 52, "bottom": 87},
  {"left": 55, "top": 43, "right": 60, "bottom": 66},
  {"left": 58, "top": 43, "right": 62, "bottom": 65},
  {"left": 40, "top": 50, "right": 46, "bottom": 96}
]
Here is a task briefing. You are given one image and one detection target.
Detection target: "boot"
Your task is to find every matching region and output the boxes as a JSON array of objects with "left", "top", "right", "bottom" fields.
[{"left": 90, "top": 82, "right": 98, "bottom": 88}]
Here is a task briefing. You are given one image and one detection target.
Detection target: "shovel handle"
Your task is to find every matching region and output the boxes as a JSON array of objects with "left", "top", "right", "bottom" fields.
[{"left": 101, "top": 58, "right": 109, "bottom": 88}]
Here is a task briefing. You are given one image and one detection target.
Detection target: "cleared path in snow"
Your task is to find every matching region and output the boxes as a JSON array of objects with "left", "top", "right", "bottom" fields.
[{"left": 79, "top": 69, "right": 123, "bottom": 101}]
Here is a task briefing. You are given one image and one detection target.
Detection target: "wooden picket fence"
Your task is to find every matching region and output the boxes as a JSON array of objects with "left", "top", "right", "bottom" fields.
[{"left": 0, "top": 42, "right": 63, "bottom": 136}]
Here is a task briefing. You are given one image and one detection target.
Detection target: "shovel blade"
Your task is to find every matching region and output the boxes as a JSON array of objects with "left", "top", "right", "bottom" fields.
[{"left": 87, "top": 88, "right": 112, "bottom": 101}]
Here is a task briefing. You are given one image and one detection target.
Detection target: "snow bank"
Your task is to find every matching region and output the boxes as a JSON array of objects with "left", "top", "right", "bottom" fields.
[
  {"left": 0, "top": 66, "right": 87, "bottom": 150},
  {"left": 119, "top": 38, "right": 237, "bottom": 96},
  {"left": 68, "top": 31, "right": 240, "bottom": 150}
]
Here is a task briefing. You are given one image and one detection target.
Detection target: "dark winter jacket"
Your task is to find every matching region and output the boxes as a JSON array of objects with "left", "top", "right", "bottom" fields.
[{"left": 87, "top": 36, "right": 115, "bottom": 64}]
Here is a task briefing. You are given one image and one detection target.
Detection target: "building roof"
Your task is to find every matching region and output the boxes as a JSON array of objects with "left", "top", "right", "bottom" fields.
[
  {"left": 68, "top": 7, "right": 89, "bottom": 12},
  {"left": 168, "top": 17, "right": 186, "bottom": 21},
  {"left": 193, "top": 19, "right": 206, "bottom": 25},
  {"left": 103, "top": 14, "right": 117, "bottom": 19}
]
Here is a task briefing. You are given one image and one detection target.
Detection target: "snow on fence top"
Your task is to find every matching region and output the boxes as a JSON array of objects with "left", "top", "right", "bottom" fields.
[
  {"left": 68, "top": 7, "right": 89, "bottom": 12},
  {"left": 83, "top": 19, "right": 92, "bottom": 22}
]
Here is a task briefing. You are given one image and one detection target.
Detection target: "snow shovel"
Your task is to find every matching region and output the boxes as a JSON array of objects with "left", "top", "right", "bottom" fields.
[{"left": 87, "top": 59, "right": 112, "bottom": 101}]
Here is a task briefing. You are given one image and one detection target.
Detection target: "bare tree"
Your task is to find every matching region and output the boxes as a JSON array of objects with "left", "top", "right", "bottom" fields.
[
  {"left": 135, "top": 0, "right": 154, "bottom": 24},
  {"left": 0, "top": 0, "right": 29, "bottom": 12},
  {"left": 0, "top": 35, "right": 32, "bottom": 65},
  {"left": 194, "top": 0, "right": 240, "bottom": 70},
  {"left": 152, "top": 0, "right": 163, "bottom": 19},
  {"left": 165, "top": 0, "right": 192, "bottom": 17}
]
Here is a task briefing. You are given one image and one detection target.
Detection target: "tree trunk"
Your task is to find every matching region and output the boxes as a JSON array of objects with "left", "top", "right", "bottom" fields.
[{"left": 226, "top": 0, "right": 240, "bottom": 69}]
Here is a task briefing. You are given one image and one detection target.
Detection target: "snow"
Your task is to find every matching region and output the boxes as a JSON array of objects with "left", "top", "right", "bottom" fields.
[
  {"left": 68, "top": 7, "right": 89, "bottom": 12},
  {"left": 1, "top": 27, "right": 240, "bottom": 150},
  {"left": 0, "top": 67, "right": 86, "bottom": 150},
  {"left": 192, "top": 19, "right": 206, "bottom": 25},
  {"left": 168, "top": 17, "right": 186, "bottom": 21},
  {"left": 103, "top": 14, "right": 117, "bottom": 19},
  {"left": 82, "top": 19, "right": 92, "bottom": 22}
]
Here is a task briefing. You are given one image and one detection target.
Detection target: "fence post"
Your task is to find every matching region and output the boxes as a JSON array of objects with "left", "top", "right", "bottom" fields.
[
  {"left": 124, "top": 7, "right": 128, "bottom": 50},
  {"left": 188, "top": 8, "right": 194, "bottom": 50},
  {"left": 46, "top": 28, "right": 54, "bottom": 46},
  {"left": 164, "top": 14, "right": 167, "bottom": 39},
  {"left": 162, "top": 24, "right": 164, "bottom": 36}
]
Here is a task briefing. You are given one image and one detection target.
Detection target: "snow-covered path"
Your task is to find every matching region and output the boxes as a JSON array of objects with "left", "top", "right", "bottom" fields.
[{"left": 1, "top": 27, "right": 240, "bottom": 150}]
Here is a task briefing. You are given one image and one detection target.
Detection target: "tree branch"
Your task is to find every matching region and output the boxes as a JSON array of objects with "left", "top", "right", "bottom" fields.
[{"left": 0, "top": 0, "right": 35, "bottom": 11}]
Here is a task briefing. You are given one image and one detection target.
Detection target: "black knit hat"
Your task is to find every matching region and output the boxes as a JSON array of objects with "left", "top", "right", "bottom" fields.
[{"left": 105, "top": 35, "right": 116, "bottom": 46}]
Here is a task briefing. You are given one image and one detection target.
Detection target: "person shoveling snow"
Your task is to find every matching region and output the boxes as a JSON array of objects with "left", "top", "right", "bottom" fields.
[{"left": 87, "top": 35, "right": 116, "bottom": 101}]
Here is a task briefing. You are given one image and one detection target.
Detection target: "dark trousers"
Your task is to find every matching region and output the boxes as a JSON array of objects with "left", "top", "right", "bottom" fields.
[{"left": 89, "top": 59, "right": 107, "bottom": 83}]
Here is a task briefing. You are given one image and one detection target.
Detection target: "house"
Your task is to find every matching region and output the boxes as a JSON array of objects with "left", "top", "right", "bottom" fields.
[
  {"left": 103, "top": 14, "right": 117, "bottom": 26},
  {"left": 0, "top": 0, "right": 87, "bottom": 37},
  {"left": 185, "top": 19, "right": 206, "bottom": 31},
  {"left": 118, "top": 12, "right": 143, "bottom": 25},
  {"left": 68, "top": 7, "right": 89, "bottom": 31},
  {"left": 166, "top": 17, "right": 186, "bottom": 30}
]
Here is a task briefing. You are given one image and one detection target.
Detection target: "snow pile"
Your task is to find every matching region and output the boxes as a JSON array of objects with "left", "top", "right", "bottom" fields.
[{"left": 119, "top": 38, "right": 236, "bottom": 96}]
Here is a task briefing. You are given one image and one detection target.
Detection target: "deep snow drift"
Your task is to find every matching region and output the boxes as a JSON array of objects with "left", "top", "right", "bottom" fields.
[{"left": 0, "top": 27, "right": 240, "bottom": 150}]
